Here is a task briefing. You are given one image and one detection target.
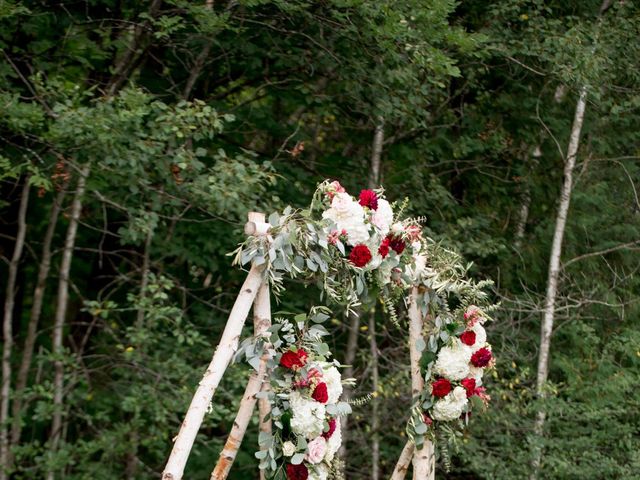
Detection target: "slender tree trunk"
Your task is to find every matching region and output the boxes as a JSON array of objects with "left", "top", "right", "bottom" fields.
[
  {"left": 10, "top": 189, "right": 65, "bottom": 450},
  {"left": 339, "top": 117, "right": 384, "bottom": 461},
  {"left": 390, "top": 441, "right": 415, "bottom": 480},
  {"left": 254, "top": 283, "right": 272, "bottom": 480},
  {"left": 530, "top": 85, "right": 588, "bottom": 478},
  {"left": 369, "top": 117, "right": 383, "bottom": 480},
  {"left": 514, "top": 146, "right": 541, "bottom": 250},
  {"left": 47, "top": 165, "right": 90, "bottom": 480},
  {"left": 408, "top": 287, "right": 435, "bottom": 480},
  {"left": 0, "top": 178, "right": 30, "bottom": 480}
]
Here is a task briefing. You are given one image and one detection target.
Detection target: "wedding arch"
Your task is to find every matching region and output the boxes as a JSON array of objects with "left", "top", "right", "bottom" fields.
[{"left": 161, "top": 180, "right": 495, "bottom": 480}]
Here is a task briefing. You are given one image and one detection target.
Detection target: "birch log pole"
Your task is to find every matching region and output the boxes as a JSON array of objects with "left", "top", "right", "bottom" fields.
[
  {"left": 210, "top": 214, "right": 272, "bottom": 480},
  {"left": 48, "top": 165, "right": 90, "bottom": 480},
  {"left": 163, "top": 213, "right": 269, "bottom": 480},
  {"left": 529, "top": 85, "right": 588, "bottom": 479},
  {"left": 390, "top": 440, "right": 416, "bottom": 480},
  {"left": 408, "top": 287, "right": 435, "bottom": 480},
  {"left": 0, "top": 178, "right": 30, "bottom": 480}
]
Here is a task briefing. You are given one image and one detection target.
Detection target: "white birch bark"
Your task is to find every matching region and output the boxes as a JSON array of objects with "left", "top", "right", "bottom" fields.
[
  {"left": 0, "top": 179, "right": 30, "bottom": 480},
  {"left": 390, "top": 440, "right": 415, "bottom": 480},
  {"left": 11, "top": 189, "right": 65, "bottom": 449},
  {"left": 530, "top": 85, "right": 588, "bottom": 478},
  {"left": 253, "top": 282, "right": 272, "bottom": 480},
  {"left": 48, "top": 164, "right": 90, "bottom": 480},
  {"left": 209, "top": 365, "right": 267, "bottom": 480},
  {"left": 162, "top": 264, "right": 264, "bottom": 480},
  {"left": 408, "top": 287, "right": 435, "bottom": 480}
]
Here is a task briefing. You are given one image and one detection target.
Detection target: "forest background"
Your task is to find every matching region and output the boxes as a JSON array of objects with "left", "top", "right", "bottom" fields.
[{"left": 1, "top": 1, "right": 639, "bottom": 479}]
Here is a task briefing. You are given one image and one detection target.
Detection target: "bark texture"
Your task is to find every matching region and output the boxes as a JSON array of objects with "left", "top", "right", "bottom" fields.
[{"left": 390, "top": 440, "right": 416, "bottom": 480}]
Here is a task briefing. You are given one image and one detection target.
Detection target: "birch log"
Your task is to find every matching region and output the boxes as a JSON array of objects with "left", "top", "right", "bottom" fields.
[
  {"left": 48, "top": 165, "right": 90, "bottom": 480},
  {"left": 162, "top": 264, "right": 264, "bottom": 480},
  {"left": 408, "top": 287, "right": 435, "bottom": 480},
  {"left": 163, "top": 212, "right": 269, "bottom": 480},
  {"left": 210, "top": 366, "right": 267, "bottom": 480},
  {"left": 530, "top": 85, "right": 588, "bottom": 478},
  {"left": 390, "top": 440, "right": 416, "bottom": 480},
  {"left": 0, "top": 179, "right": 30, "bottom": 480},
  {"left": 254, "top": 282, "right": 272, "bottom": 480}
]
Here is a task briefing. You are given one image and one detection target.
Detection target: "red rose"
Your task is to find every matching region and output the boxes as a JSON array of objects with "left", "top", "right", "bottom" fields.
[
  {"left": 312, "top": 382, "right": 329, "bottom": 404},
  {"left": 279, "top": 349, "right": 308, "bottom": 370},
  {"left": 460, "top": 330, "right": 476, "bottom": 347},
  {"left": 359, "top": 189, "right": 378, "bottom": 210},
  {"left": 470, "top": 347, "right": 492, "bottom": 368},
  {"left": 461, "top": 377, "right": 476, "bottom": 397},
  {"left": 388, "top": 235, "right": 406, "bottom": 255},
  {"left": 322, "top": 417, "right": 337, "bottom": 439},
  {"left": 286, "top": 463, "right": 309, "bottom": 480},
  {"left": 431, "top": 378, "right": 452, "bottom": 398},
  {"left": 349, "top": 244, "right": 372, "bottom": 267},
  {"left": 378, "top": 237, "right": 391, "bottom": 258}
]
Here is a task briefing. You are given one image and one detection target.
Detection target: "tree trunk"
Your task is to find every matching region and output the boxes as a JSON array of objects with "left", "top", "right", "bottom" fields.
[
  {"left": 0, "top": 178, "right": 30, "bottom": 480},
  {"left": 390, "top": 440, "right": 415, "bottom": 480},
  {"left": 10, "top": 189, "right": 65, "bottom": 450},
  {"left": 339, "top": 117, "right": 384, "bottom": 461},
  {"left": 135, "top": 228, "right": 153, "bottom": 329},
  {"left": 209, "top": 366, "right": 267, "bottom": 480},
  {"left": 254, "top": 282, "right": 272, "bottom": 480},
  {"left": 162, "top": 266, "right": 264, "bottom": 480},
  {"left": 47, "top": 165, "right": 90, "bottom": 480},
  {"left": 514, "top": 146, "right": 541, "bottom": 250},
  {"left": 408, "top": 287, "right": 435, "bottom": 480},
  {"left": 530, "top": 85, "right": 588, "bottom": 478}
]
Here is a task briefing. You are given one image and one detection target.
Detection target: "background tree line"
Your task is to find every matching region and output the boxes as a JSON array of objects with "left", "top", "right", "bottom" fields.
[{"left": 1, "top": 0, "right": 639, "bottom": 478}]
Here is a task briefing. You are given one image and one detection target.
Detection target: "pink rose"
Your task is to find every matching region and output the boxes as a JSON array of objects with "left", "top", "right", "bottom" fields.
[{"left": 305, "top": 436, "right": 327, "bottom": 464}]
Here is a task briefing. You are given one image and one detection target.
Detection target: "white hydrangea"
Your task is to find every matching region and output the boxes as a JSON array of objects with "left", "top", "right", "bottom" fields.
[
  {"left": 308, "top": 464, "right": 329, "bottom": 480},
  {"left": 470, "top": 322, "right": 487, "bottom": 352},
  {"left": 289, "top": 391, "right": 326, "bottom": 438},
  {"left": 324, "top": 420, "right": 342, "bottom": 462},
  {"left": 434, "top": 341, "right": 472, "bottom": 381},
  {"left": 432, "top": 386, "right": 468, "bottom": 421},
  {"left": 370, "top": 198, "right": 394, "bottom": 234},
  {"left": 322, "top": 366, "right": 343, "bottom": 404},
  {"left": 322, "top": 192, "right": 370, "bottom": 245}
]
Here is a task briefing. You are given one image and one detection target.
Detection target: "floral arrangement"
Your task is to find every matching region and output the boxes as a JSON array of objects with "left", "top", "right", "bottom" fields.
[
  {"left": 233, "top": 180, "right": 496, "bottom": 465},
  {"left": 236, "top": 307, "right": 352, "bottom": 480},
  {"left": 407, "top": 305, "right": 494, "bottom": 465}
]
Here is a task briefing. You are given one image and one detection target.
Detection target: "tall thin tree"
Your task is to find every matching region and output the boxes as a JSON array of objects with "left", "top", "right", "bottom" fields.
[{"left": 0, "top": 178, "right": 30, "bottom": 480}]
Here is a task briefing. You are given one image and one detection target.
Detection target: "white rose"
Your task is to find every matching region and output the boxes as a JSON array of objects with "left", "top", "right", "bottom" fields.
[
  {"left": 322, "top": 366, "right": 343, "bottom": 404},
  {"left": 433, "top": 341, "right": 472, "bottom": 381},
  {"left": 282, "top": 441, "right": 296, "bottom": 457},
  {"left": 370, "top": 199, "right": 394, "bottom": 234},
  {"left": 305, "top": 436, "right": 327, "bottom": 464},
  {"left": 391, "top": 222, "right": 404, "bottom": 234},
  {"left": 470, "top": 323, "right": 487, "bottom": 352}
]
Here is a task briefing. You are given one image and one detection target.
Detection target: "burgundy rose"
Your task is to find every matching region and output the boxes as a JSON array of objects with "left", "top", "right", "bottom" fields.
[
  {"left": 460, "top": 377, "right": 476, "bottom": 397},
  {"left": 322, "top": 417, "right": 337, "bottom": 439},
  {"left": 388, "top": 235, "right": 406, "bottom": 254},
  {"left": 460, "top": 330, "right": 476, "bottom": 347},
  {"left": 359, "top": 189, "right": 378, "bottom": 210},
  {"left": 349, "top": 244, "right": 372, "bottom": 267},
  {"left": 280, "top": 349, "right": 308, "bottom": 370},
  {"left": 312, "top": 382, "right": 329, "bottom": 404},
  {"left": 470, "top": 347, "right": 492, "bottom": 368},
  {"left": 378, "top": 237, "right": 391, "bottom": 258},
  {"left": 431, "top": 378, "right": 452, "bottom": 398},
  {"left": 286, "top": 463, "right": 309, "bottom": 480}
]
